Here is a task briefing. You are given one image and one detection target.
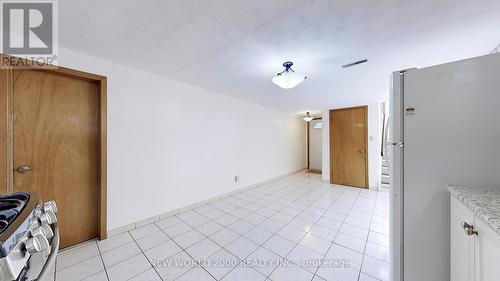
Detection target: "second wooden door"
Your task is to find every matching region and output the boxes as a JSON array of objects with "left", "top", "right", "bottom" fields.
[
  {"left": 329, "top": 106, "right": 368, "bottom": 188},
  {"left": 12, "top": 69, "right": 100, "bottom": 248}
]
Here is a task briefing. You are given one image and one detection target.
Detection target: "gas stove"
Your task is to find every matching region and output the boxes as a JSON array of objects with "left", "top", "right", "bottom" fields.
[{"left": 0, "top": 192, "right": 59, "bottom": 281}]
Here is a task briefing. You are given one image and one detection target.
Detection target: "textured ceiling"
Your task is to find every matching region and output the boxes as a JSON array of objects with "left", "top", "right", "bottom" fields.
[{"left": 60, "top": 0, "right": 500, "bottom": 113}]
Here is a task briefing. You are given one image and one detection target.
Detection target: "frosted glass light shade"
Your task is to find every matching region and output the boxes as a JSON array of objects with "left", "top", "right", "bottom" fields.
[{"left": 272, "top": 70, "right": 306, "bottom": 89}]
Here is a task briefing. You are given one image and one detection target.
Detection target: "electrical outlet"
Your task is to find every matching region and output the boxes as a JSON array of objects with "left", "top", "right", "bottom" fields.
[{"left": 234, "top": 175, "right": 239, "bottom": 183}]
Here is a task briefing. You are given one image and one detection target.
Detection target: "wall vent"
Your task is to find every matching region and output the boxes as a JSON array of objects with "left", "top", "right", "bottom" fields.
[{"left": 342, "top": 59, "right": 368, "bottom": 68}]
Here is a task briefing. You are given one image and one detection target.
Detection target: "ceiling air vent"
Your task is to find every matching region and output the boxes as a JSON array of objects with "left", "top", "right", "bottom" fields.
[{"left": 342, "top": 59, "right": 368, "bottom": 68}]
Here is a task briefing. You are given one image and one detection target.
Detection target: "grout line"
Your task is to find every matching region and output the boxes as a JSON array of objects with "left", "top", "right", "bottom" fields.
[
  {"left": 310, "top": 181, "right": 361, "bottom": 281},
  {"left": 95, "top": 241, "right": 112, "bottom": 281},
  {"left": 58, "top": 173, "right": 389, "bottom": 281},
  {"left": 127, "top": 224, "right": 165, "bottom": 281}
]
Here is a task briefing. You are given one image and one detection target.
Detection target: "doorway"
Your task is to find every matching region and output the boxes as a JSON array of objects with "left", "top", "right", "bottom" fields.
[
  {"left": 307, "top": 118, "right": 322, "bottom": 174},
  {"left": 0, "top": 58, "right": 107, "bottom": 248},
  {"left": 329, "top": 105, "right": 368, "bottom": 188}
]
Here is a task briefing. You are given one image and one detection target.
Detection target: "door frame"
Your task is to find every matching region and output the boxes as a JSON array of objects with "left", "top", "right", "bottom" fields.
[
  {"left": 0, "top": 55, "right": 108, "bottom": 240},
  {"left": 329, "top": 105, "right": 368, "bottom": 188},
  {"left": 306, "top": 117, "right": 322, "bottom": 173}
]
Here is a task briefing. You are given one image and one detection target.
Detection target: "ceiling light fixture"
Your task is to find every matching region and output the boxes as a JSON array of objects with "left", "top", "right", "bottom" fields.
[
  {"left": 302, "top": 112, "right": 313, "bottom": 122},
  {"left": 272, "top": 61, "right": 307, "bottom": 89}
]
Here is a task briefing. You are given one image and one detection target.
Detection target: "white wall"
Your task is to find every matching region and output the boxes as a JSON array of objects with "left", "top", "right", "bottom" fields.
[
  {"left": 58, "top": 48, "right": 306, "bottom": 231},
  {"left": 322, "top": 103, "right": 382, "bottom": 189}
]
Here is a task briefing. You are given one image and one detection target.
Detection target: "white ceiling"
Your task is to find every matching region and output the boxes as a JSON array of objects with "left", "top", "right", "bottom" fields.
[{"left": 60, "top": 0, "right": 500, "bottom": 113}]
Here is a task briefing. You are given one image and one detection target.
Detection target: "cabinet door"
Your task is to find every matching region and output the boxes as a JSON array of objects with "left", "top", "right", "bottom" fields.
[
  {"left": 474, "top": 217, "right": 500, "bottom": 281},
  {"left": 451, "top": 196, "right": 475, "bottom": 281}
]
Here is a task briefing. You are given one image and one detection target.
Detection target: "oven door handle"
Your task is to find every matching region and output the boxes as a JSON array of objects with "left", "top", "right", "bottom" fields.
[{"left": 34, "top": 224, "right": 59, "bottom": 281}]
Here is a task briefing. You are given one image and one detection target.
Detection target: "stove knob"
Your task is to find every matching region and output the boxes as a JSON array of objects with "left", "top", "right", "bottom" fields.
[
  {"left": 24, "top": 236, "right": 42, "bottom": 255},
  {"left": 31, "top": 225, "right": 54, "bottom": 239},
  {"left": 41, "top": 224, "right": 54, "bottom": 238},
  {"left": 34, "top": 234, "right": 51, "bottom": 255},
  {"left": 39, "top": 210, "right": 57, "bottom": 225},
  {"left": 43, "top": 201, "right": 58, "bottom": 214}
]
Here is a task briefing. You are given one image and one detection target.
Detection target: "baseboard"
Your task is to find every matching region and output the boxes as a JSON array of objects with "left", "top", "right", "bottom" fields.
[{"left": 107, "top": 168, "right": 306, "bottom": 238}]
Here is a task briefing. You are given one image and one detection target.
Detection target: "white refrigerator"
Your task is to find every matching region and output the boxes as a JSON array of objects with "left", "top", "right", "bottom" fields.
[{"left": 390, "top": 53, "right": 500, "bottom": 281}]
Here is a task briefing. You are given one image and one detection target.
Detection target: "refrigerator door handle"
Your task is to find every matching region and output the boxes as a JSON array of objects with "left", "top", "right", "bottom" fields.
[{"left": 391, "top": 141, "right": 404, "bottom": 147}]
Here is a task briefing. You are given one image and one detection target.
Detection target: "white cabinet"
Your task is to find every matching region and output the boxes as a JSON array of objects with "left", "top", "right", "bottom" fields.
[
  {"left": 474, "top": 217, "right": 500, "bottom": 281},
  {"left": 451, "top": 196, "right": 475, "bottom": 281},
  {"left": 450, "top": 196, "right": 500, "bottom": 281}
]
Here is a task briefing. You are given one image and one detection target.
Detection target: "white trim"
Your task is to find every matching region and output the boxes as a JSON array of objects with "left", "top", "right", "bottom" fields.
[{"left": 106, "top": 168, "right": 306, "bottom": 237}]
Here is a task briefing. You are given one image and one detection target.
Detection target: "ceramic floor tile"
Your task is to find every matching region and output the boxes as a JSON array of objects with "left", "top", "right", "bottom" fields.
[
  {"left": 163, "top": 222, "right": 193, "bottom": 238},
  {"left": 285, "top": 245, "right": 323, "bottom": 274},
  {"left": 287, "top": 218, "right": 314, "bottom": 232},
  {"left": 197, "top": 221, "right": 224, "bottom": 236},
  {"left": 298, "top": 233, "right": 332, "bottom": 256},
  {"left": 186, "top": 238, "right": 222, "bottom": 261},
  {"left": 308, "top": 224, "right": 338, "bottom": 242},
  {"left": 173, "top": 229, "right": 205, "bottom": 248},
  {"left": 204, "top": 209, "right": 226, "bottom": 220},
  {"left": 228, "top": 220, "right": 255, "bottom": 235},
  {"left": 365, "top": 242, "right": 390, "bottom": 263},
  {"left": 176, "top": 210, "right": 199, "bottom": 221},
  {"left": 367, "top": 231, "right": 390, "bottom": 248},
  {"left": 129, "top": 268, "right": 162, "bottom": 281},
  {"left": 128, "top": 268, "right": 162, "bottom": 281},
  {"left": 156, "top": 216, "right": 182, "bottom": 230},
  {"left": 334, "top": 233, "right": 367, "bottom": 254},
  {"left": 315, "top": 264, "right": 360, "bottom": 281},
  {"left": 81, "top": 271, "right": 108, "bottom": 281},
  {"left": 56, "top": 256, "right": 104, "bottom": 281},
  {"left": 130, "top": 224, "right": 160, "bottom": 240},
  {"left": 245, "top": 247, "right": 282, "bottom": 276},
  {"left": 339, "top": 224, "right": 369, "bottom": 240},
  {"left": 243, "top": 213, "right": 267, "bottom": 225},
  {"left": 345, "top": 216, "right": 372, "bottom": 230},
  {"left": 262, "top": 235, "right": 297, "bottom": 258},
  {"left": 144, "top": 240, "right": 183, "bottom": 261},
  {"left": 221, "top": 265, "right": 266, "bottom": 281},
  {"left": 209, "top": 228, "right": 240, "bottom": 247},
  {"left": 225, "top": 236, "right": 260, "bottom": 260},
  {"left": 370, "top": 222, "right": 389, "bottom": 236},
  {"left": 136, "top": 231, "right": 170, "bottom": 252},
  {"left": 57, "top": 242, "right": 100, "bottom": 270},
  {"left": 215, "top": 214, "right": 239, "bottom": 227},
  {"left": 185, "top": 215, "right": 211, "bottom": 228},
  {"left": 203, "top": 249, "right": 240, "bottom": 280},
  {"left": 361, "top": 255, "right": 390, "bottom": 281},
  {"left": 316, "top": 217, "right": 344, "bottom": 231},
  {"left": 57, "top": 174, "right": 390, "bottom": 281},
  {"left": 243, "top": 226, "right": 273, "bottom": 245},
  {"left": 325, "top": 243, "right": 363, "bottom": 271},
  {"left": 97, "top": 232, "right": 134, "bottom": 254},
  {"left": 359, "top": 272, "right": 382, "bottom": 281},
  {"left": 258, "top": 219, "right": 286, "bottom": 234},
  {"left": 269, "top": 261, "right": 314, "bottom": 281},
  {"left": 153, "top": 251, "right": 196, "bottom": 281},
  {"left": 176, "top": 266, "right": 216, "bottom": 281},
  {"left": 101, "top": 241, "right": 141, "bottom": 268}
]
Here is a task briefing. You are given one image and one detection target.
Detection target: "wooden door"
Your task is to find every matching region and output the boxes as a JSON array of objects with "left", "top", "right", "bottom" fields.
[
  {"left": 330, "top": 106, "right": 368, "bottom": 188},
  {"left": 12, "top": 69, "right": 99, "bottom": 248}
]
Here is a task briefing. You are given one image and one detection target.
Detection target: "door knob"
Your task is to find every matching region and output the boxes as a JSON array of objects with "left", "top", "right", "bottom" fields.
[
  {"left": 461, "top": 222, "right": 478, "bottom": 236},
  {"left": 16, "top": 165, "right": 33, "bottom": 174}
]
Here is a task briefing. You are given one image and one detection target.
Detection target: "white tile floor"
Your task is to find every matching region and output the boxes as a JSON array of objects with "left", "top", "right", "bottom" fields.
[{"left": 50, "top": 173, "right": 390, "bottom": 281}]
